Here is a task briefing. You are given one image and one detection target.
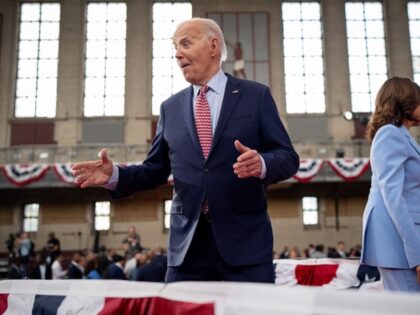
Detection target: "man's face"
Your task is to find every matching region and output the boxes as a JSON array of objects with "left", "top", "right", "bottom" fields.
[{"left": 172, "top": 21, "right": 219, "bottom": 85}]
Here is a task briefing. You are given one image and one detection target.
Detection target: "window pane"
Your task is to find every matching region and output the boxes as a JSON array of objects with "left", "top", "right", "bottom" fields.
[
  {"left": 24, "top": 218, "right": 39, "bottom": 232},
  {"left": 84, "top": 2, "right": 126, "bottom": 117},
  {"left": 40, "top": 22, "right": 60, "bottom": 39},
  {"left": 346, "top": 1, "right": 387, "bottom": 112},
  {"left": 95, "top": 201, "right": 110, "bottom": 215},
  {"left": 303, "top": 211, "right": 318, "bottom": 225},
  {"left": 95, "top": 216, "right": 110, "bottom": 231},
  {"left": 409, "top": 2, "right": 420, "bottom": 82},
  {"left": 21, "top": 3, "right": 40, "bottom": 21},
  {"left": 39, "top": 40, "right": 59, "bottom": 58},
  {"left": 164, "top": 200, "right": 172, "bottom": 230},
  {"left": 20, "top": 22, "right": 40, "bottom": 40},
  {"left": 283, "top": 2, "right": 325, "bottom": 113},
  {"left": 15, "top": 2, "right": 60, "bottom": 118},
  {"left": 152, "top": 2, "right": 192, "bottom": 115},
  {"left": 302, "top": 196, "right": 317, "bottom": 210}
]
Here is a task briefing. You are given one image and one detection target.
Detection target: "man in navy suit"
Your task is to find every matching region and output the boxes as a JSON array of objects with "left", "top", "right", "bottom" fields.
[
  {"left": 73, "top": 18, "right": 299, "bottom": 283},
  {"left": 106, "top": 254, "right": 126, "bottom": 280}
]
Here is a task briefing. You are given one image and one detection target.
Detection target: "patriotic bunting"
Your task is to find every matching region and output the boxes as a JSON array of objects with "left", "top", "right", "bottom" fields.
[
  {"left": 293, "top": 159, "right": 324, "bottom": 183},
  {"left": 0, "top": 158, "right": 372, "bottom": 187},
  {"left": 1, "top": 164, "right": 50, "bottom": 187},
  {"left": 327, "top": 158, "right": 370, "bottom": 182},
  {"left": 53, "top": 163, "right": 76, "bottom": 185}
]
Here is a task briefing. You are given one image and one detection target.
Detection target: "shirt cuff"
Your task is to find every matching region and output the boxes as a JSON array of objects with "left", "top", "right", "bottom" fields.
[
  {"left": 259, "top": 154, "right": 267, "bottom": 179},
  {"left": 103, "top": 164, "right": 119, "bottom": 191}
]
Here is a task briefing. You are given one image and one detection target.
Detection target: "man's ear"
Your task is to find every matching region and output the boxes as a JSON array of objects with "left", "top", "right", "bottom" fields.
[{"left": 210, "top": 38, "right": 219, "bottom": 57}]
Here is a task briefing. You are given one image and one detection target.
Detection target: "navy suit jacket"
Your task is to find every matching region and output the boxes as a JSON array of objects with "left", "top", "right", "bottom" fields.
[
  {"left": 106, "top": 263, "right": 126, "bottom": 280},
  {"left": 110, "top": 74, "right": 299, "bottom": 267}
]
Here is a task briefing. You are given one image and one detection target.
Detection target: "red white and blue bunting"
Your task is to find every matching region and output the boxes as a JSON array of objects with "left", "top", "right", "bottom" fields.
[
  {"left": 0, "top": 158, "right": 372, "bottom": 187},
  {"left": 0, "top": 164, "right": 50, "bottom": 186},
  {"left": 327, "top": 158, "right": 370, "bottom": 182},
  {"left": 293, "top": 159, "right": 324, "bottom": 183},
  {"left": 53, "top": 163, "right": 76, "bottom": 185}
]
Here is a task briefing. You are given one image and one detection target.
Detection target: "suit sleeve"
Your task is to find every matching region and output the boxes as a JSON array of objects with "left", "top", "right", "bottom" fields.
[
  {"left": 258, "top": 87, "right": 300, "bottom": 185},
  {"left": 371, "top": 125, "right": 420, "bottom": 268},
  {"left": 109, "top": 104, "right": 171, "bottom": 199}
]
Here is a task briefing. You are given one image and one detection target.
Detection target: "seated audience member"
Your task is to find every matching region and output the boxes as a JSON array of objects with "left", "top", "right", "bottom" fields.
[
  {"left": 336, "top": 241, "right": 347, "bottom": 258},
  {"left": 29, "top": 252, "right": 52, "bottom": 280},
  {"left": 67, "top": 252, "right": 85, "bottom": 279},
  {"left": 85, "top": 258, "right": 101, "bottom": 280},
  {"left": 135, "top": 248, "right": 167, "bottom": 282},
  {"left": 106, "top": 254, "right": 126, "bottom": 280},
  {"left": 7, "top": 256, "right": 22, "bottom": 279},
  {"left": 51, "top": 254, "right": 67, "bottom": 279},
  {"left": 98, "top": 247, "right": 115, "bottom": 278},
  {"left": 278, "top": 246, "right": 290, "bottom": 259},
  {"left": 310, "top": 244, "right": 326, "bottom": 258}
]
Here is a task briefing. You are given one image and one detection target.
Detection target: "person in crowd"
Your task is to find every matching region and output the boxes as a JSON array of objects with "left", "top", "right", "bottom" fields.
[
  {"left": 336, "top": 241, "right": 347, "bottom": 258},
  {"left": 67, "top": 252, "right": 84, "bottom": 279},
  {"left": 98, "top": 247, "right": 115, "bottom": 278},
  {"left": 310, "top": 244, "right": 326, "bottom": 259},
  {"left": 124, "top": 250, "right": 143, "bottom": 280},
  {"left": 135, "top": 248, "right": 167, "bottom": 282},
  {"left": 85, "top": 257, "right": 101, "bottom": 280},
  {"left": 51, "top": 253, "right": 67, "bottom": 279},
  {"left": 5, "top": 233, "right": 16, "bottom": 259},
  {"left": 278, "top": 246, "right": 290, "bottom": 259},
  {"left": 29, "top": 252, "right": 52, "bottom": 280},
  {"left": 106, "top": 254, "right": 126, "bottom": 280},
  {"left": 361, "top": 77, "right": 420, "bottom": 292},
  {"left": 72, "top": 17, "right": 299, "bottom": 283},
  {"left": 122, "top": 226, "right": 142, "bottom": 260},
  {"left": 7, "top": 256, "right": 22, "bottom": 279},
  {"left": 17, "top": 232, "right": 34, "bottom": 277},
  {"left": 46, "top": 232, "right": 61, "bottom": 264}
]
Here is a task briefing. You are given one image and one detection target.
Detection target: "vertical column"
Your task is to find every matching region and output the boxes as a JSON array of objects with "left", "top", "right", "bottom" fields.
[
  {"left": 0, "top": 0, "right": 18, "bottom": 147},
  {"left": 55, "top": 0, "right": 85, "bottom": 146},
  {"left": 383, "top": 0, "right": 413, "bottom": 78},
  {"left": 124, "top": 0, "right": 152, "bottom": 148},
  {"left": 322, "top": 0, "right": 353, "bottom": 141}
]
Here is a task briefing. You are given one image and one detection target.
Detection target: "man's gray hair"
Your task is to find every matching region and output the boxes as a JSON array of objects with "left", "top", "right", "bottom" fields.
[{"left": 176, "top": 18, "right": 227, "bottom": 64}]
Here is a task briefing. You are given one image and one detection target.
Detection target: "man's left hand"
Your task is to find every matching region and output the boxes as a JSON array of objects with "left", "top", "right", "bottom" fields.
[{"left": 233, "top": 140, "right": 262, "bottom": 178}]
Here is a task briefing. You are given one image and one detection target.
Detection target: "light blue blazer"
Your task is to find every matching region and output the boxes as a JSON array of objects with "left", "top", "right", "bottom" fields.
[{"left": 361, "top": 124, "right": 420, "bottom": 269}]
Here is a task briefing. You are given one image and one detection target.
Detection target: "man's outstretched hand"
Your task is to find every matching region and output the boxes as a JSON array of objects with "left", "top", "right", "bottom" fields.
[
  {"left": 233, "top": 140, "right": 262, "bottom": 179},
  {"left": 72, "top": 148, "right": 113, "bottom": 188}
]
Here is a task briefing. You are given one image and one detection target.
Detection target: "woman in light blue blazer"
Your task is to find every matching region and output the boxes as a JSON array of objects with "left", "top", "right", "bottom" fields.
[{"left": 361, "top": 77, "right": 420, "bottom": 292}]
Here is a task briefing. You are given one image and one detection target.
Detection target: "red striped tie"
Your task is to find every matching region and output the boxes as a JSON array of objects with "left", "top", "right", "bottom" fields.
[{"left": 195, "top": 85, "right": 212, "bottom": 215}]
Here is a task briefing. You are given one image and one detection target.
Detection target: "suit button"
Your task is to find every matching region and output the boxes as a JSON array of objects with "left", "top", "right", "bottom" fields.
[{"left": 204, "top": 168, "right": 209, "bottom": 173}]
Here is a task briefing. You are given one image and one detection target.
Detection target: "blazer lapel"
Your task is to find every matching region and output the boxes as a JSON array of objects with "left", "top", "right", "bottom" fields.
[
  {"left": 209, "top": 75, "right": 242, "bottom": 159},
  {"left": 180, "top": 86, "right": 203, "bottom": 157},
  {"left": 402, "top": 127, "right": 420, "bottom": 155}
]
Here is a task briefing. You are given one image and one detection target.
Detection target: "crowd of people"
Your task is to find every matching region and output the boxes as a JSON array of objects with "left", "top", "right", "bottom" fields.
[
  {"left": 275, "top": 242, "right": 362, "bottom": 260},
  {"left": 3, "top": 226, "right": 167, "bottom": 282}
]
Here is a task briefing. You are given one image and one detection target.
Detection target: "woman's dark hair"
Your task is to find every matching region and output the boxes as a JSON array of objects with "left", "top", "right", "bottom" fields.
[{"left": 366, "top": 77, "right": 420, "bottom": 143}]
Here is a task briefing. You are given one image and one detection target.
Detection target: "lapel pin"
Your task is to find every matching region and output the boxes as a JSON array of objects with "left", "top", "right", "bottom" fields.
[{"left": 232, "top": 90, "right": 239, "bottom": 94}]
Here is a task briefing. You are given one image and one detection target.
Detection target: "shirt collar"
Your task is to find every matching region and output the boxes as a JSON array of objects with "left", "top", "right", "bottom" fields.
[{"left": 193, "top": 69, "right": 227, "bottom": 97}]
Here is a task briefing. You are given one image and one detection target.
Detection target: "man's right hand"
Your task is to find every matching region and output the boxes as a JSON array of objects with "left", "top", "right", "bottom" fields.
[{"left": 72, "top": 148, "right": 113, "bottom": 188}]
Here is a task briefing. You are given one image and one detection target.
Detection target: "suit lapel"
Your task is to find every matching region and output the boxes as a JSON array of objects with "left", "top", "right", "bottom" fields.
[
  {"left": 180, "top": 86, "right": 203, "bottom": 157},
  {"left": 209, "top": 75, "right": 242, "bottom": 159},
  {"left": 402, "top": 126, "right": 420, "bottom": 155}
]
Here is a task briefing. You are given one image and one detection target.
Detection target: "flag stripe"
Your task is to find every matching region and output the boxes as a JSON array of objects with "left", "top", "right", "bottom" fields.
[
  {"left": 98, "top": 297, "right": 215, "bottom": 315},
  {"left": 32, "top": 295, "right": 65, "bottom": 315},
  {"left": 0, "top": 294, "right": 8, "bottom": 315}
]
